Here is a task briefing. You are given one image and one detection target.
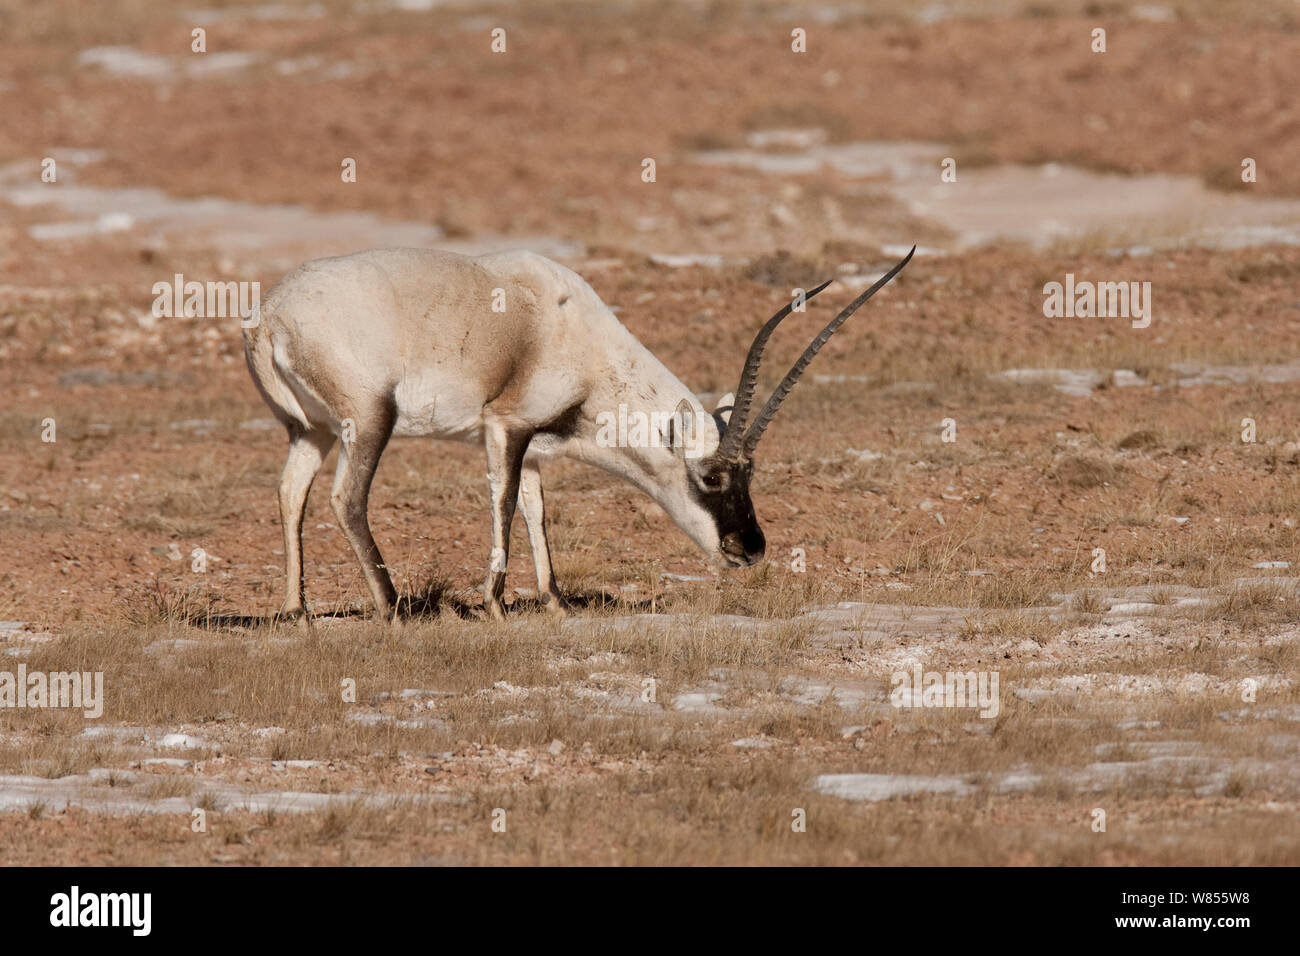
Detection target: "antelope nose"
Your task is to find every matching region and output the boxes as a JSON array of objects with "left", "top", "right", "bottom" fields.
[{"left": 721, "top": 530, "right": 766, "bottom": 566}]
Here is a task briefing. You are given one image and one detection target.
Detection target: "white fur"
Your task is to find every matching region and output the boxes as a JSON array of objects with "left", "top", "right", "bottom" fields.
[{"left": 243, "top": 247, "right": 743, "bottom": 617}]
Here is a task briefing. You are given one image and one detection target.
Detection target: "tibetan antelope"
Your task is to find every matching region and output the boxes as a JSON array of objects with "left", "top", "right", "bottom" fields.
[{"left": 243, "top": 245, "right": 913, "bottom": 621}]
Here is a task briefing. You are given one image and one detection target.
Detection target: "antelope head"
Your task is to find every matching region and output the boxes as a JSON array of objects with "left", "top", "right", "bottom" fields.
[{"left": 656, "top": 246, "right": 915, "bottom": 569}]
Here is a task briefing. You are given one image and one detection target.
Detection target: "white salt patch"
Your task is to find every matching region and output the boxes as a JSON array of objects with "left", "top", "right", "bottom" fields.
[
  {"left": 1173, "top": 362, "right": 1300, "bottom": 387},
  {"left": 80, "top": 726, "right": 153, "bottom": 743},
  {"left": 812, "top": 374, "right": 872, "bottom": 384},
  {"left": 0, "top": 621, "right": 55, "bottom": 643},
  {"left": 813, "top": 773, "right": 976, "bottom": 801},
  {"left": 1117, "top": 719, "right": 1162, "bottom": 730},
  {"left": 145, "top": 638, "right": 203, "bottom": 653},
  {"left": 188, "top": 4, "right": 326, "bottom": 25},
  {"left": 0, "top": 159, "right": 581, "bottom": 266},
  {"left": 1012, "top": 688, "right": 1053, "bottom": 703},
  {"left": 0, "top": 771, "right": 444, "bottom": 815},
  {"left": 844, "top": 447, "right": 884, "bottom": 461},
  {"left": 1107, "top": 602, "right": 1162, "bottom": 615},
  {"left": 672, "top": 691, "right": 724, "bottom": 712},
  {"left": 744, "top": 129, "right": 828, "bottom": 150},
  {"left": 344, "top": 712, "right": 446, "bottom": 729},
  {"left": 1094, "top": 740, "right": 1203, "bottom": 759},
  {"left": 691, "top": 141, "right": 1300, "bottom": 252},
  {"left": 991, "top": 368, "right": 1105, "bottom": 397},
  {"left": 1026, "top": 671, "right": 1293, "bottom": 699},
  {"left": 76, "top": 46, "right": 172, "bottom": 78},
  {"left": 648, "top": 253, "right": 727, "bottom": 268},
  {"left": 186, "top": 51, "right": 265, "bottom": 76},
  {"left": 1132, "top": 6, "right": 1176, "bottom": 22},
  {"left": 778, "top": 675, "right": 879, "bottom": 708}
]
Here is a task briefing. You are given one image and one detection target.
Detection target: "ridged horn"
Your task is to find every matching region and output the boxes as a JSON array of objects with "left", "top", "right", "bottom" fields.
[
  {"left": 740, "top": 246, "right": 915, "bottom": 458},
  {"left": 716, "top": 278, "right": 833, "bottom": 459}
]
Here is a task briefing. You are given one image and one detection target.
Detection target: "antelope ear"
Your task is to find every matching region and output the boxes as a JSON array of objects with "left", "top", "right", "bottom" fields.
[
  {"left": 713, "top": 391, "right": 735, "bottom": 427},
  {"left": 665, "top": 398, "right": 696, "bottom": 459}
]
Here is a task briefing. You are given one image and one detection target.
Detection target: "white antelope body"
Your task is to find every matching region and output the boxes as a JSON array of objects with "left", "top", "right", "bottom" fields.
[{"left": 243, "top": 245, "right": 912, "bottom": 621}]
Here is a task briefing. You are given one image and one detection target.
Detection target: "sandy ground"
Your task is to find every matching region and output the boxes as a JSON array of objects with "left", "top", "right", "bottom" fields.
[{"left": 2, "top": 0, "right": 1300, "bottom": 865}]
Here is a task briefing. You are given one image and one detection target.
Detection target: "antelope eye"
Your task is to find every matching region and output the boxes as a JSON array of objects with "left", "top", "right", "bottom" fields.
[{"left": 702, "top": 473, "right": 723, "bottom": 489}]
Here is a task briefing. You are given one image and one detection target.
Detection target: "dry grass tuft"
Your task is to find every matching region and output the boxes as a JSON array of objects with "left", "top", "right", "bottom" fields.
[{"left": 1050, "top": 455, "right": 1119, "bottom": 489}]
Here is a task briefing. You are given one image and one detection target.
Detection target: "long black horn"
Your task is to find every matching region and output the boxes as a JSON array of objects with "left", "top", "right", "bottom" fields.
[
  {"left": 716, "top": 278, "right": 833, "bottom": 459},
  {"left": 741, "top": 246, "right": 915, "bottom": 458}
]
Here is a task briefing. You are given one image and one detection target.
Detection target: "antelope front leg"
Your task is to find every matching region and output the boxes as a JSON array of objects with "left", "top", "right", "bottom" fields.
[
  {"left": 517, "top": 457, "right": 568, "bottom": 616},
  {"left": 483, "top": 420, "right": 531, "bottom": 621}
]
